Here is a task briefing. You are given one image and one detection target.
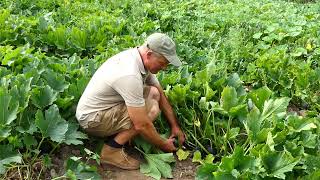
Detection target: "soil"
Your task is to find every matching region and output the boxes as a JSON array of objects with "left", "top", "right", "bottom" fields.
[
  {"left": 50, "top": 145, "right": 198, "bottom": 180},
  {"left": 101, "top": 156, "right": 197, "bottom": 180}
]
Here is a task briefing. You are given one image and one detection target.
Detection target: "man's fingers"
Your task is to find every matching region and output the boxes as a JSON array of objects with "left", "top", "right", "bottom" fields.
[{"left": 178, "top": 133, "right": 185, "bottom": 142}]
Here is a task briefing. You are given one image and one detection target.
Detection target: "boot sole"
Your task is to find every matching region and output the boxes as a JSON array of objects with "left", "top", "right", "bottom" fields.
[{"left": 101, "top": 160, "right": 140, "bottom": 170}]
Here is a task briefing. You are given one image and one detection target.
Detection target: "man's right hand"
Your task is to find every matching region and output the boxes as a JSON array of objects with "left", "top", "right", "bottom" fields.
[{"left": 161, "top": 137, "right": 177, "bottom": 152}]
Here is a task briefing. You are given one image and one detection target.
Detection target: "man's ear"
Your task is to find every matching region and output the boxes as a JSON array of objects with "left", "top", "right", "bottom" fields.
[
  {"left": 146, "top": 50, "right": 152, "bottom": 57},
  {"left": 146, "top": 51, "right": 153, "bottom": 59}
]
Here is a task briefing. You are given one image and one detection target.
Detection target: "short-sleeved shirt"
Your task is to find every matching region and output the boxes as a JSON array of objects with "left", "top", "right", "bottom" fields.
[{"left": 76, "top": 48, "right": 160, "bottom": 128}]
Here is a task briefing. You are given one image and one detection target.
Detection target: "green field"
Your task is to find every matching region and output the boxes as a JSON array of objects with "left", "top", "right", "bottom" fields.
[{"left": 0, "top": 0, "right": 319, "bottom": 179}]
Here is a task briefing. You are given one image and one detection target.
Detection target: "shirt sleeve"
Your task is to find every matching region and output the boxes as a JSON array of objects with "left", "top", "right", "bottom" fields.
[{"left": 112, "top": 75, "right": 145, "bottom": 107}]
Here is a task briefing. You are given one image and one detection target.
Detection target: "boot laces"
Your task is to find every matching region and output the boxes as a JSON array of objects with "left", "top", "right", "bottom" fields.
[{"left": 120, "top": 147, "right": 130, "bottom": 163}]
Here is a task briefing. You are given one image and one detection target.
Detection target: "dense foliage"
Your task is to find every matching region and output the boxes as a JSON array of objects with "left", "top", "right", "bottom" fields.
[{"left": 0, "top": 0, "right": 319, "bottom": 179}]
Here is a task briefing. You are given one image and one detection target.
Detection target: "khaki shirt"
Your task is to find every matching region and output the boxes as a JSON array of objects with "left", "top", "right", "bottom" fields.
[{"left": 76, "top": 48, "right": 159, "bottom": 128}]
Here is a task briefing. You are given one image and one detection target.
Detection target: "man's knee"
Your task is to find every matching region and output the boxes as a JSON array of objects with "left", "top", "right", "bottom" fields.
[
  {"left": 148, "top": 86, "right": 160, "bottom": 102},
  {"left": 144, "top": 86, "right": 161, "bottom": 121}
]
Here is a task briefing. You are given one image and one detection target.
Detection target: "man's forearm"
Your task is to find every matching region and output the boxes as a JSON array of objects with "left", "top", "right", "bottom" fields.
[
  {"left": 127, "top": 105, "right": 167, "bottom": 149},
  {"left": 137, "top": 121, "right": 166, "bottom": 148},
  {"left": 161, "top": 100, "right": 179, "bottom": 127},
  {"left": 155, "top": 85, "right": 180, "bottom": 128}
]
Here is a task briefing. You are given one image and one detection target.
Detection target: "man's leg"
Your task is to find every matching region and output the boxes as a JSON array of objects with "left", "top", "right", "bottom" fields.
[
  {"left": 101, "top": 86, "right": 161, "bottom": 170},
  {"left": 114, "top": 85, "right": 160, "bottom": 145}
]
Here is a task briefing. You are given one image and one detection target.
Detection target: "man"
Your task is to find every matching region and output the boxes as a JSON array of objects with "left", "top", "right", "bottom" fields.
[{"left": 76, "top": 33, "right": 185, "bottom": 170}]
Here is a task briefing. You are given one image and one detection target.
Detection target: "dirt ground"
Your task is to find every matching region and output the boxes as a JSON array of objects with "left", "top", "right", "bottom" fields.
[
  {"left": 50, "top": 145, "right": 198, "bottom": 180},
  {"left": 101, "top": 156, "right": 197, "bottom": 180}
]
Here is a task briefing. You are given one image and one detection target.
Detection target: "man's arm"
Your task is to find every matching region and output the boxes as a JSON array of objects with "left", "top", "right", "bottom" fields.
[
  {"left": 153, "top": 84, "right": 186, "bottom": 145},
  {"left": 127, "top": 106, "right": 176, "bottom": 152}
]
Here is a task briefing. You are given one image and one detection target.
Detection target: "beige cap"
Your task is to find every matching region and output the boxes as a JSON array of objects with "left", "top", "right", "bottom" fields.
[{"left": 145, "top": 33, "right": 182, "bottom": 67}]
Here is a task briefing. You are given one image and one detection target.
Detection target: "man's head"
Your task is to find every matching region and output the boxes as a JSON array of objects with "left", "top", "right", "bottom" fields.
[{"left": 140, "top": 33, "right": 181, "bottom": 74}]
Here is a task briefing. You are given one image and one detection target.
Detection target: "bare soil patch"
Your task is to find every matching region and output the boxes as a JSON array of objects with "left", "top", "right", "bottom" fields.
[
  {"left": 100, "top": 156, "right": 197, "bottom": 180},
  {"left": 50, "top": 145, "right": 198, "bottom": 180}
]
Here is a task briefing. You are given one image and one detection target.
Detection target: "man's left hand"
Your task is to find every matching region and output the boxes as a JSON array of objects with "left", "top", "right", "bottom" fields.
[{"left": 169, "top": 126, "right": 186, "bottom": 146}]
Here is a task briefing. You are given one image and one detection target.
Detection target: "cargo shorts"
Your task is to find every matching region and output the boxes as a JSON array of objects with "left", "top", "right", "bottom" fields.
[{"left": 83, "top": 86, "right": 152, "bottom": 138}]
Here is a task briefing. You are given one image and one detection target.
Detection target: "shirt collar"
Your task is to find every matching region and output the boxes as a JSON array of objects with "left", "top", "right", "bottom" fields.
[{"left": 132, "top": 47, "right": 147, "bottom": 75}]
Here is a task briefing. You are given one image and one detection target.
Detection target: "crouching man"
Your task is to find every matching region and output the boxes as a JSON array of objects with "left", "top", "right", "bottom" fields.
[{"left": 76, "top": 33, "right": 185, "bottom": 170}]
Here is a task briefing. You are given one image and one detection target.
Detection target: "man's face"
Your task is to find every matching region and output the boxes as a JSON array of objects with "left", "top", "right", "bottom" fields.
[{"left": 147, "top": 51, "right": 169, "bottom": 74}]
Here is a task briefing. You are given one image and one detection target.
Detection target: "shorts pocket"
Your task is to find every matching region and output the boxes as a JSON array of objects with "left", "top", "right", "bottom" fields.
[{"left": 87, "top": 112, "right": 102, "bottom": 128}]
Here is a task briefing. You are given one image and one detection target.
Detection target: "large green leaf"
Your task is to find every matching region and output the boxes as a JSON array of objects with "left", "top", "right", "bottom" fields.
[
  {"left": 256, "top": 128, "right": 273, "bottom": 143},
  {"left": 23, "top": 134, "right": 38, "bottom": 149},
  {"left": 134, "top": 136, "right": 152, "bottom": 154},
  {"left": 1, "top": 46, "right": 23, "bottom": 66},
  {"left": 244, "top": 106, "right": 261, "bottom": 141},
  {"left": 284, "top": 141, "right": 304, "bottom": 157},
  {"left": 245, "top": 97, "right": 290, "bottom": 143},
  {"left": 195, "top": 163, "right": 218, "bottom": 180},
  {"left": 273, "top": 128, "right": 289, "bottom": 144},
  {"left": 199, "top": 97, "right": 210, "bottom": 110},
  {"left": 210, "top": 101, "right": 228, "bottom": 115},
  {"left": 0, "top": 145, "right": 22, "bottom": 174},
  {"left": 65, "top": 157, "right": 101, "bottom": 180},
  {"left": 261, "top": 150, "right": 300, "bottom": 179},
  {"left": 226, "top": 73, "right": 246, "bottom": 97},
  {"left": 260, "top": 97, "right": 290, "bottom": 121},
  {"left": 140, "top": 153, "right": 175, "bottom": 180},
  {"left": 226, "top": 73, "right": 242, "bottom": 89},
  {"left": 0, "top": 127, "right": 11, "bottom": 142},
  {"left": 10, "top": 75, "right": 32, "bottom": 112},
  {"left": 35, "top": 105, "right": 68, "bottom": 143},
  {"left": 304, "top": 155, "right": 320, "bottom": 174},
  {"left": 205, "top": 82, "right": 216, "bottom": 100},
  {"left": 232, "top": 147, "right": 256, "bottom": 172},
  {"left": 70, "top": 27, "right": 87, "bottom": 50},
  {"left": 47, "top": 26, "right": 67, "bottom": 49},
  {"left": 219, "top": 156, "right": 234, "bottom": 172},
  {"left": 56, "top": 95, "right": 74, "bottom": 110},
  {"left": 213, "top": 171, "right": 236, "bottom": 180},
  {"left": 0, "top": 87, "right": 19, "bottom": 126},
  {"left": 287, "top": 115, "right": 317, "bottom": 133},
  {"left": 167, "top": 84, "right": 188, "bottom": 105},
  {"left": 63, "top": 122, "right": 87, "bottom": 145},
  {"left": 219, "top": 146, "right": 256, "bottom": 174},
  {"left": 299, "top": 131, "right": 317, "bottom": 149},
  {"left": 266, "top": 132, "right": 275, "bottom": 151},
  {"left": 220, "top": 86, "right": 238, "bottom": 112},
  {"left": 248, "top": 86, "right": 272, "bottom": 112},
  {"left": 31, "top": 85, "right": 58, "bottom": 109},
  {"left": 229, "top": 104, "right": 247, "bottom": 120},
  {"left": 224, "top": 127, "right": 240, "bottom": 140},
  {"left": 0, "top": 67, "right": 10, "bottom": 78},
  {"left": 193, "top": 69, "right": 209, "bottom": 88},
  {"left": 42, "top": 70, "right": 70, "bottom": 92},
  {"left": 16, "top": 108, "right": 38, "bottom": 135},
  {"left": 67, "top": 76, "right": 90, "bottom": 100}
]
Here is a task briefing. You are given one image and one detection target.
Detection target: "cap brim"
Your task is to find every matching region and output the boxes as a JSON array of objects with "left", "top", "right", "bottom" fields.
[{"left": 164, "top": 54, "right": 182, "bottom": 67}]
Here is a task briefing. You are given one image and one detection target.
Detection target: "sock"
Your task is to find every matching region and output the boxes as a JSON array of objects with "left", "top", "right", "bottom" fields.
[{"left": 106, "top": 138, "right": 123, "bottom": 148}]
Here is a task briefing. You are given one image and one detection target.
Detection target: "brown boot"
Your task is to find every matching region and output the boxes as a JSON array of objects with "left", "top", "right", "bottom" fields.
[{"left": 100, "top": 144, "right": 140, "bottom": 170}]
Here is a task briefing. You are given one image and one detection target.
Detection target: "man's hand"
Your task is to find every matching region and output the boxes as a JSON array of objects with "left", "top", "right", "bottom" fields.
[
  {"left": 154, "top": 84, "right": 185, "bottom": 146},
  {"left": 169, "top": 126, "right": 186, "bottom": 146},
  {"left": 161, "top": 137, "right": 177, "bottom": 152}
]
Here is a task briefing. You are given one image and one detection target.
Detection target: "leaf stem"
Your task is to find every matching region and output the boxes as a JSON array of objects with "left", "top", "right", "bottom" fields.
[
  {"left": 51, "top": 176, "right": 68, "bottom": 180},
  {"left": 134, "top": 146, "right": 147, "bottom": 156},
  {"left": 187, "top": 130, "right": 210, "bottom": 154},
  {"left": 49, "top": 143, "right": 59, "bottom": 155},
  {"left": 223, "top": 116, "right": 232, "bottom": 154}
]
